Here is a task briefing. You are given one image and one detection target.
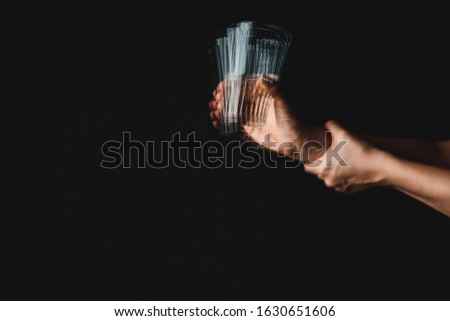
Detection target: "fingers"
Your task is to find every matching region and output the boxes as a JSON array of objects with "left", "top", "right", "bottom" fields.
[
  {"left": 217, "top": 81, "right": 224, "bottom": 93},
  {"left": 324, "top": 120, "right": 342, "bottom": 131},
  {"left": 210, "top": 83, "right": 223, "bottom": 110},
  {"left": 254, "top": 75, "right": 279, "bottom": 97},
  {"left": 209, "top": 99, "right": 216, "bottom": 110},
  {"left": 304, "top": 157, "right": 343, "bottom": 192},
  {"left": 210, "top": 107, "right": 221, "bottom": 128},
  {"left": 324, "top": 120, "right": 350, "bottom": 138},
  {"left": 209, "top": 109, "right": 221, "bottom": 120},
  {"left": 209, "top": 82, "right": 224, "bottom": 129},
  {"left": 209, "top": 80, "right": 278, "bottom": 130},
  {"left": 209, "top": 98, "right": 222, "bottom": 112},
  {"left": 304, "top": 154, "right": 326, "bottom": 176},
  {"left": 308, "top": 171, "right": 348, "bottom": 193},
  {"left": 213, "top": 82, "right": 223, "bottom": 99}
]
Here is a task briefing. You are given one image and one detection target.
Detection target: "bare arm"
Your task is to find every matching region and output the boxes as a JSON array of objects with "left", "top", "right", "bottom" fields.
[
  {"left": 305, "top": 121, "right": 450, "bottom": 217},
  {"left": 209, "top": 84, "right": 450, "bottom": 217},
  {"left": 365, "top": 137, "right": 450, "bottom": 168},
  {"left": 381, "top": 154, "right": 450, "bottom": 215}
]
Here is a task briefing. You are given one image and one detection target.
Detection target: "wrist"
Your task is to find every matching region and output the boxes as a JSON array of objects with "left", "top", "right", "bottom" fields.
[
  {"left": 372, "top": 148, "right": 398, "bottom": 187},
  {"left": 293, "top": 125, "right": 329, "bottom": 163}
]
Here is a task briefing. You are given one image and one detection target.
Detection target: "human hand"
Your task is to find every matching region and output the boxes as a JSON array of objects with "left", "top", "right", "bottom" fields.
[
  {"left": 304, "top": 120, "right": 388, "bottom": 193},
  {"left": 208, "top": 77, "right": 304, "bottom": 158}
]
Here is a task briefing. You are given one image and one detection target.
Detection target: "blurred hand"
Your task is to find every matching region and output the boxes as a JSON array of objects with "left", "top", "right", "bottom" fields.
[{"left": 209, "top": 78, "right": 303, "bottom": 158}]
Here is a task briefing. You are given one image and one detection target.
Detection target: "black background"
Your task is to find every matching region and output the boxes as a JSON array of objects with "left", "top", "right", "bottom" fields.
[{"left": 9, "top": 5, "right": 450, "bottom": 300}]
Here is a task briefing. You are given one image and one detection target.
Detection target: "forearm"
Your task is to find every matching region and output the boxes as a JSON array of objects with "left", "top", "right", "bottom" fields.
[
  {"left": 437, "top": 140, "right": 450, "bottom": 166},
  {"left": 365, "top": 136, "right": 450, "bottom": 168},
  {"left": 381, "top": 153, "right": 450, "bottom": 217}
]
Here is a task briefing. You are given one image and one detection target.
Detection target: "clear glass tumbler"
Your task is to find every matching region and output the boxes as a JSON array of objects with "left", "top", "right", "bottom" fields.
[{"left": 209, "top": 21, "right": 292, "bottom": 135}]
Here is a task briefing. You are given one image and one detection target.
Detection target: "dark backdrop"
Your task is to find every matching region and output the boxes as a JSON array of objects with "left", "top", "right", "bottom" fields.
[{"left": 10, "top": 5, "right": 450, "bottom": 300}]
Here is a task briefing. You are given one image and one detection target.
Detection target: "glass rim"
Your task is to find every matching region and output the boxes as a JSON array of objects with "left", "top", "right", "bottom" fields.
[{"left": 210, "top": 21, "right": 292, "bottom": 43}]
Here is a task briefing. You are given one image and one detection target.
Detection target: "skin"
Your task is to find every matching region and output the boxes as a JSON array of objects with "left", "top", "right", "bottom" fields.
[
  {"left": 209, "top": 78, "right": 327, "bottom": 161},
  {"left": 209, "top": 81, "right": 450, "bottom": 217}
]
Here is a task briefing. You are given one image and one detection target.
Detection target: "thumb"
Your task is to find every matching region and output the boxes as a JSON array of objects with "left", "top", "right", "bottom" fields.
[
  {"left": 255, "top": 75, "right": 278, "bottom": 95},
  {"left": 324, "top": 120, "right": 345, "bottom": 132}
]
